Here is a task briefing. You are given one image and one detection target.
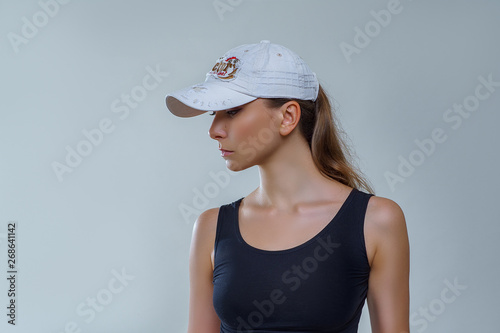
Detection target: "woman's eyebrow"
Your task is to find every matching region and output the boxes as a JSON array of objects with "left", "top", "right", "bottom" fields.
[{"left": 223, "top": 107, "right": 242, "bottom": 111}]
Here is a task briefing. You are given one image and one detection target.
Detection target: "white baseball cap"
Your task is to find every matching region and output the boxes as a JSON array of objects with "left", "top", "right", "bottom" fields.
[{"left": 165, "top": 40, "right": 319, "bottom": 117}]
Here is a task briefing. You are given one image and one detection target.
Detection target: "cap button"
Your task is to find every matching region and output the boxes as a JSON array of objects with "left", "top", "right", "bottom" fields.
[{"left": 260, "top": 40, "right": 271, "bottom": 43}]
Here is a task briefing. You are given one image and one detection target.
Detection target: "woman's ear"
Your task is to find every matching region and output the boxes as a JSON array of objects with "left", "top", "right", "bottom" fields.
[{"left": 279, "top": 101, "right": 301, "bottom": 135}]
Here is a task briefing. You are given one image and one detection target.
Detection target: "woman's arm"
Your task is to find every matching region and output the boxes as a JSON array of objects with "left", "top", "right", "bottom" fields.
[
  {"left": 365, "top": 196, "right": 410, "bottom": 333},
  {"left": 187, "top": 208, "right": 221, "bottom": 333}
]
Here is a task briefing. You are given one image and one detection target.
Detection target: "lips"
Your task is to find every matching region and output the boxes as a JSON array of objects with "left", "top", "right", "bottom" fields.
[{"left": 219, "top": 148, "right": 234, "bottom": 157}]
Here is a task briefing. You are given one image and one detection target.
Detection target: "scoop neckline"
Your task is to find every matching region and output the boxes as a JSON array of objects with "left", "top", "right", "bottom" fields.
[{"left": 234, "top": 188, "right": 357, "bottom": 255}]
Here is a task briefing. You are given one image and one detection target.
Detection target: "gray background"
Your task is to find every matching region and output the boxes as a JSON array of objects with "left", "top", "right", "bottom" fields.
[{"left": 1, "top": 0, "right": 499, "bottom": 332}]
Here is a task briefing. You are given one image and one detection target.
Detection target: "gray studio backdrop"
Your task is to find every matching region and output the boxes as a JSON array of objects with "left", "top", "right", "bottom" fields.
[{"left": 1, "top": 0, "right": 499, "bottom": 332}]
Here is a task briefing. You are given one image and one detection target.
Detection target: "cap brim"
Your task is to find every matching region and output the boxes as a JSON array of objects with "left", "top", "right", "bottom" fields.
[{"left": 166, "top": 82, "right": 257, "bottom": 118}]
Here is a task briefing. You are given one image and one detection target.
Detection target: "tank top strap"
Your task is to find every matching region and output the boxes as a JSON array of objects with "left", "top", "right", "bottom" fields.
[
  {"left": 349, "top": 188, "right": 374, "bottom": 241},
  {"left": 349, "top": 188, "right": 374, "bottom": 220},
  {"left": 213, "top": 197, "right": 244, "bottom": 263},
  {"left": 333, "top": 188, "right": 374, "bottom": 267}
]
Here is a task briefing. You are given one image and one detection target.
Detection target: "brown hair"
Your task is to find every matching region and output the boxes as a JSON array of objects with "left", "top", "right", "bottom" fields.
[{"left": 265, "top": 84, "right": 376, "bottom": 195}]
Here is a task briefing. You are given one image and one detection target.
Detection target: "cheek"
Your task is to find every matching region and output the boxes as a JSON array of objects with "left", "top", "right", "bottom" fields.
[
  {"left": 235, "top": 110, "right": 279, "bottom": 141},
  {"left": 233, "top": 114, "right": 261, "bottom": 140},
  {"left": 232, "top": 111, "right": 281, "bottom": 159}
]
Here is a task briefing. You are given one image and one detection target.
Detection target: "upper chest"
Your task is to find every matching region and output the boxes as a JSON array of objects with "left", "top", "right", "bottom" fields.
[
  {"left": 210, "top": 192, "right": 378, "bottom": 270},
  {"left": 237, "top": 201, "right": 347, "bottom": 252}
]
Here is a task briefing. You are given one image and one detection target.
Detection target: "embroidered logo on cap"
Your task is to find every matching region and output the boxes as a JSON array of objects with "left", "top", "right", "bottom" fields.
[{"left": 208, "top": 56, "right": 240, "bottom": 80}]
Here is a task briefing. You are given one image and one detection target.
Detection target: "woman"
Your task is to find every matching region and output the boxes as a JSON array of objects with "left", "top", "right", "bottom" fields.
[{"left": 166, "top": 40, "right": 410, "bottom": 333}]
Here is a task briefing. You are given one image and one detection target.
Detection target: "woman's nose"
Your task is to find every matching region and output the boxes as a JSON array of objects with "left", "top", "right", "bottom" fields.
[{"left": 208, "top": 115, "right": 227, "bottom": 140}]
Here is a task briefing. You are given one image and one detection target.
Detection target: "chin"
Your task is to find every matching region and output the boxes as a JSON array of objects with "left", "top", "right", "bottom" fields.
[{"left": 226, "top": 160, "right": 251, "bottom": 172}]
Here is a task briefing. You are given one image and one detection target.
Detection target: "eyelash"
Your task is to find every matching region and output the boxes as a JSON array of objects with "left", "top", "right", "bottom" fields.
[{"left": 209, "top": 109, "right": 240, "bottom": 116}]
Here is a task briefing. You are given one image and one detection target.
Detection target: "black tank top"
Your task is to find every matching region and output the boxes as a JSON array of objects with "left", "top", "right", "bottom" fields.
[{"left": 212, "top": 188, "right": 373, "bottom": 333}]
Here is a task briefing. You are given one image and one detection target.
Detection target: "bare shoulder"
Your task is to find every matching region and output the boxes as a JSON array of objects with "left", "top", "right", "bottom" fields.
[
  {"left": 191, "top": 208, "right": 220, "bottom": 270},
  {"left": 364, "top": 195, "right": 409, "bottom": 266},
  {"left": 365, "top": 195, "right": 407, "bottom": 232},
  {"left": 193, "top": 207, "right": 220, "bottom": 236}
]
